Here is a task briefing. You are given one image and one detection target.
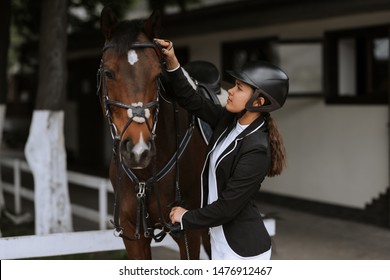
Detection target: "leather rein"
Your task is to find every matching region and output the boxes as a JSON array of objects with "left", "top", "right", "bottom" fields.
[{"left": 96, "top": 41, "right": 194, "bottom": 244}]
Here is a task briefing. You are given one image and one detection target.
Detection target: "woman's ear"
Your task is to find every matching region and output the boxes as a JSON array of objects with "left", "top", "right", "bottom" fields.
[
  {"left": 253, "top": 97, "right": 265, "bottom": 107},
  {"left": 259, "top": 97, "right": 265, "bottom": 106}
]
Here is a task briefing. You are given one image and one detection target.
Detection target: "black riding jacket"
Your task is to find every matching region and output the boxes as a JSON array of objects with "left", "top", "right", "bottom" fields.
[{"left": 166, "top": 67, "right": 272, "bottom": 257}]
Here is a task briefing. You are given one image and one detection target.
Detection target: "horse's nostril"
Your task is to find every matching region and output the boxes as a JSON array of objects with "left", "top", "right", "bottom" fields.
[
  {"left": 126, "top": 140, "right": 132, "bottom": 152},
  {"left": 140, "top": 150, "right": 149, "bottom": 161}
]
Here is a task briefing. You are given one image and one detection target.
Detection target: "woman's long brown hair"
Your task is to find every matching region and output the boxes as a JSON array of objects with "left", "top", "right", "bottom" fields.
[{"left": 265, "top": 113, "right": 286, "bottom": 177}]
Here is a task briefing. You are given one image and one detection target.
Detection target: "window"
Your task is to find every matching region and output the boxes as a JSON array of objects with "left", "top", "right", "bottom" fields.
[
  {"left": 324, "top": 25, "right": 390, "bottom": 104},
  {"left": 221, "top": 37, "right": 278, "bottom": 84},
  {"left": 276, "top": 40, "right": 323, "bottom": 96},
  {"left": 221, "top": 38, "right": 323, "bottom": 96}
]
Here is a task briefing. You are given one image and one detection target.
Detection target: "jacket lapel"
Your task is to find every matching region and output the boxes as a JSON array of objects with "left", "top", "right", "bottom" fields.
[{"left": 215, "top": 115, "right": 266, "bottom": 166}]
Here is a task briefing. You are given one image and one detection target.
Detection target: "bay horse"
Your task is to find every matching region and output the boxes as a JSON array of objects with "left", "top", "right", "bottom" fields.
[{"left": 97, "top": 7, "right": 210, "bottom": 259}]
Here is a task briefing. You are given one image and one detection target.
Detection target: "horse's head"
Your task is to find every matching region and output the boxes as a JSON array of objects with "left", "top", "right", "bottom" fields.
[{"left": 98, "top": 7, "right": 162, "bottom": 169}]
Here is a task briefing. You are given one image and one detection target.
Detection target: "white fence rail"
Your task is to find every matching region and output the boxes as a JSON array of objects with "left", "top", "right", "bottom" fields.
[
  {"left": 0, "top": 229, "right": 185, "bottom": 260},
  {"left": 0, "top": 156, "right": 274, "bottom": 259},
  {"left": 0, "top": 157, "right": 113, "bottom": 230}
]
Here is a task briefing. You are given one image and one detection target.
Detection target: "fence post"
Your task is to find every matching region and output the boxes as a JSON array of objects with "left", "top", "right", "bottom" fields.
[
  {"left": 99, "top": 179, "right": 108, "bottom": 230},
  {"left": 13, "top": 159, "right": 21, "bottom": 215},
  {"left": 0, "top": 162, "right": 4, "bottom": 213}
]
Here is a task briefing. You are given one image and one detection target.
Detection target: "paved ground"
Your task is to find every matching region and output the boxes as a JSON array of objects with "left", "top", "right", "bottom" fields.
[
  {"left": 263, "top": 203, "right": 390, "bottom": 260},
  {"left": 151, "top": 202, "right": 390, "bottom": 260}
]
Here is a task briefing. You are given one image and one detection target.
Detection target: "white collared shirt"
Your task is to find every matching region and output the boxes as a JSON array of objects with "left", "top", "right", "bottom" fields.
[{"left": 208, "top": 121, "right": 248, "bottom": 204}]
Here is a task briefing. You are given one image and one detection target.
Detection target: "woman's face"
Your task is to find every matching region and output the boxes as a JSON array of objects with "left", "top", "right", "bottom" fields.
[{"left": 226, "top": 79, "right": 254, "bottom": 113}]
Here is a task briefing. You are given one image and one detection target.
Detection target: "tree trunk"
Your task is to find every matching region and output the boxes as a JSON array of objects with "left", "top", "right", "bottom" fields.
[
  {"left": 25, "top": 111, "right": 72, "bottom": 234},
  {"left": 0, "top": 0, "right": 11, "bottom": 234},
  {"left": 36, "top": 0, "right": 67, "bottom": 110},
  {"left": 24, "top": 0, "right": 72, "bottom": 235},
  {"left": 0, "top": 105, "right": 6, "bottom": 220},
  {"left": 0, "top": 0, "right": 11, "bottom": 104}
]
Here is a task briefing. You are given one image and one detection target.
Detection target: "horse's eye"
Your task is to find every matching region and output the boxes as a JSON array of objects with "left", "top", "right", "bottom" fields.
[{"left": 104, "top": 70, "right": 115, "bottom": 80}]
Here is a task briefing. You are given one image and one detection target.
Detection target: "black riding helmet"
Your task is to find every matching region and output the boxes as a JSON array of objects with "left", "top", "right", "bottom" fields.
[{"left": 227, "top": 60, "right": 289, "bottom": 112}]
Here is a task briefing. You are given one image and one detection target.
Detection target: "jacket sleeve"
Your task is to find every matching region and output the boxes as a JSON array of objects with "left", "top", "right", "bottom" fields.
[
  {"left": 166, "top": 67, "right": 225, "bottom": 129},
  {"left": 181, "top": 147, "right": 269, "bottom": 230}
]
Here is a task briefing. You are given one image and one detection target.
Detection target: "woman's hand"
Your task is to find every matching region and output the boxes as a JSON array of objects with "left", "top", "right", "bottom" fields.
[
  {"left": 169, "top": 206, "right": 187, "bottom": 224},
  {"left": 154, "top": 38, "right": 180, "bottom": 71}
]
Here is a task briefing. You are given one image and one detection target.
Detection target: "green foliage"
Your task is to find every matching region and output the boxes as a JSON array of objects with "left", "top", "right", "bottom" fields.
[
  {"left": 10, "top": 0, "right": 201, "bottom": 71},
  {"left": 11, "top": 0, "right": 41, "bottom": 41},
  {"left": 11, "top": 0, "right": 135, "bottom": 41},
  {"left": 9, "top": 0, "right": 136, "bottom": 73},
  {"left": 147, "top": 0, "right": 201, "bottom": 12},
  {"left": 68, "top": 0, "right": 136, "bottom": 33},
  {"left": 11, "top": 0, "right": 202, "bottom": 42}
]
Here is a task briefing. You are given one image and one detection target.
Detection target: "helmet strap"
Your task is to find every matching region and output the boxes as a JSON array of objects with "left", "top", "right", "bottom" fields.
[
  {"left": 245, "top": 89, "right": 281, "bottom": 112},
  {"left": 244, "top": 89, "right": 260, "bottom": 111}
]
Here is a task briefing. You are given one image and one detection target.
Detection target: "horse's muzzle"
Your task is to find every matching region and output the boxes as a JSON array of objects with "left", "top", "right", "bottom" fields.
[{"left": 120, "top": 138, "right": 152, "bottom": 169}]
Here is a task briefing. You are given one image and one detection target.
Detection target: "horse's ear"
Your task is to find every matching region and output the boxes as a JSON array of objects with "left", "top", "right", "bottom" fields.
[
  {"left": 100, "top": 6, "right": 118, "bottom": 41},
  {"left": 144, "top": 10, "right": 161, "bottom": 39}
]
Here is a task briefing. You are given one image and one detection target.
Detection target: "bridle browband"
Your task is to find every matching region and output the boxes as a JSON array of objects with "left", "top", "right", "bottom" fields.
[{"left": 96, "top": 39, "right": 194, "bottom": 252}]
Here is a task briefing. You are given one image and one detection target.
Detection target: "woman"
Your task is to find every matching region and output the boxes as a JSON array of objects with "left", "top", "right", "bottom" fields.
[{"left": 155, "top": 39, "right": 288, "bottom": 260}]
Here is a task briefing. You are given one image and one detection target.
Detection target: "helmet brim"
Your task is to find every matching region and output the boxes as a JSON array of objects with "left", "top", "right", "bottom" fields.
[{"left": 226, "top": 70, "right": 258, "bottom": 89}]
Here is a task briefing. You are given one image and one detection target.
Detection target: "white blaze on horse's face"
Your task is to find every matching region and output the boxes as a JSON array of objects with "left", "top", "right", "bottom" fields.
[
  {"left": 132, "top": 132, "right": 150, "bottom": 164},
  {"left": 127, "top": 50, "right": 138, "bottom": 65}
]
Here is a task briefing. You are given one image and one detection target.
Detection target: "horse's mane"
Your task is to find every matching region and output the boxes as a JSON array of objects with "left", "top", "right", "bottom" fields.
[{"left": 110, "top": 19, "right": 146, "bottom": 56}]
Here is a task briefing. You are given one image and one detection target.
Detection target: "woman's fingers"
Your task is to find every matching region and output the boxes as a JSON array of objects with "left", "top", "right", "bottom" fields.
[
  {"left": 169, "top": 207, "right": 176, "bottom": 222},
  {"left": 154, "top": 38, "right": 171, "bottom": 48}
]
